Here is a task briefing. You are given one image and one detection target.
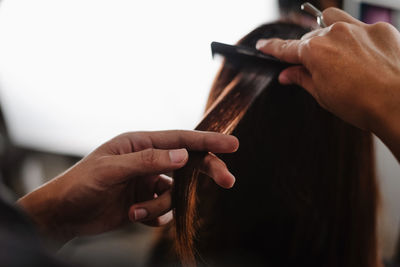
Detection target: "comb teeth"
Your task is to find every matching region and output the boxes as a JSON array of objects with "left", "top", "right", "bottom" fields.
[{"left": 211, "top": 41, "right": 294, "bottom": 69}]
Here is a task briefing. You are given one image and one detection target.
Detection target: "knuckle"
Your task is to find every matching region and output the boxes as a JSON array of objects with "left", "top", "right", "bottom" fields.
[
  {"left": 176, "top": 129, "right": 185, "bottom": 135},
  {"left": 202, "top": 136, "right": 214, "bottom": 150},
  {"left": 307, "top": 36, "right": 322, "bottom": 50},
  {"left": 150, "top": 201, "right": 169, "bottom": 217},
  {"left": 203, "top": 154, "right": 213, "bottom": 166},
  {"left": 306, "top": 36, "right": 332, "bottom": 58},
  {"left": 280, "top": 40, "right": 289, "bottom": 49},
  {"left": 141, "top": 148, "right": 159, "bottom": 167},
  {"left": 114, "top": 131, "right": 133, "bottom": 141},
  {"left": 322, "top": 7, "right": 339, "bottom": 17},
  {"left": 298, "top": 44, "right": 307, "bottom": 62},
  {"left": 221, "top": 160, "right": 227, "bottom": 169},
  {"left": 372, "top": 21, "right": 396, "bottom": 33},
  {"left": 174, "top": 129, "right": 186, "bottom": 146},
  {"left": 298, "top": 39, "right": 311, "bottom": 61},
  {"left": 109, "top": 131, "right": 135, "bottom": 145},
  {"left": 301, "top": 31, "right": 314, "bottom": 41},
  {"left": 277, "top": 40, "right": 289, "bottom": 56},
  {"left": 330, "top": 21, "right": 350, "bottom": 33}
]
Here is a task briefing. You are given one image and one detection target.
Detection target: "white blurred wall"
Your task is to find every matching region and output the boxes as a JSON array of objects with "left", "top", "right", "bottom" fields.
[
  {"left": 0, "top": 0, "right": 278, "bottom": 156},
  {"left": 376, "top": 137, "right": 400, "bottom": 259}
]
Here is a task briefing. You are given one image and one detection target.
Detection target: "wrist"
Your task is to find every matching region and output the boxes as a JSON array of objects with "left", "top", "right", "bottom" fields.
[{"left": 17, "top": 178, "right": 75, "bottom": 243}]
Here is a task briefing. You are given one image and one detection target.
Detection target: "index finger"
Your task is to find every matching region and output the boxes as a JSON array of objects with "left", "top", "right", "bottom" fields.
[
  {"left": 256, "top": 38, "right": 304, "bottom": 64},
  {"left": 322, "top": 7, "right": 364, "bottom": 26},
  {"left": 127, "top": 130, "right": 239, "bottom": 153}
]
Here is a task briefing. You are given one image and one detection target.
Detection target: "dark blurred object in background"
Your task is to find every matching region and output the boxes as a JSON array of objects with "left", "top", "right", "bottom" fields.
[
  {"left": 279, "top": 0, "right": 343, "bottom": 15},
  {"left": 0, "top": 103, "right": 80, "bottom": 198}
]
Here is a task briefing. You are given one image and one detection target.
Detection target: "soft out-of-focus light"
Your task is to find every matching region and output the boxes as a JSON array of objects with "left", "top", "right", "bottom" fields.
[{"left": 0, "top": 0, "right": 278, "bottom": 156}]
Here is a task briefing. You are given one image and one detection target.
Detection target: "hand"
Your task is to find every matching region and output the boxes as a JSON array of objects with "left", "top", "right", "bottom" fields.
[
  {"left": 256, "top": 8, "right": 400, "bottom": 160},
  {"left": 17, "top": 130, "right": 239, "bottom": 243}
]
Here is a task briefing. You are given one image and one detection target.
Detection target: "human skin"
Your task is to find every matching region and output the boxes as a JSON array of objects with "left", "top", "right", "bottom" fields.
[
  {"left": 256, "top": 8, "right": 400, "bottom": 161},
  {"left": 17, "top": 130, "right": 238, "bottom": 243}
]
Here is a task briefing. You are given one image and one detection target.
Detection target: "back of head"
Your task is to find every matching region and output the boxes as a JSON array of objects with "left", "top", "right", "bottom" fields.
[{"left": 150, "top": 22, "right": 378, "bottom": 267}]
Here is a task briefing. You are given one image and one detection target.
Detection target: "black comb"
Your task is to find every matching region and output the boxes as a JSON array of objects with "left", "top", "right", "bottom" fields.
[{"left": 211, "top": 41, "right": 294, "bottom": 69}]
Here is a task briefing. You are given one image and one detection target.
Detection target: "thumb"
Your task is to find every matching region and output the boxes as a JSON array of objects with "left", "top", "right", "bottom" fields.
[{"left": 279, "top": 66, "right": 317, "bottom": 98}]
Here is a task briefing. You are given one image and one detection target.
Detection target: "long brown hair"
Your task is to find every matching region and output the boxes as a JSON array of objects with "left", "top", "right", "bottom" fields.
[{"left": 150, "top": 22, "right": 378, "bottom": 267}]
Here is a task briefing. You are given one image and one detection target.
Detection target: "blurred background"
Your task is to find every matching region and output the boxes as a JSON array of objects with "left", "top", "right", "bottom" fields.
[{"left": 0, "top": 0, "right": 399, "bottom": 266}]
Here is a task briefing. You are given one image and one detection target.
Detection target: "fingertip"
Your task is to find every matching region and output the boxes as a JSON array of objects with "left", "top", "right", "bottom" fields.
[
  {"left": 209, "top": 133, "right": 240, "bottom": 153},
  {"left": 229, "top": 135, "right": 240, "bottom": 152},
  {"left": 142, "top": 211, "right": 173, "bottom": 227},
  {"left": 256, "top": 39, "right": 270, "bottom": 50},
  {"left": 278, "top": 71, "right": 293, "bottom": 85},
  {"left": 129, "top": 207, "right": 149, "bottom": 222},
  {"left": 218, "top": 172, "right": 236, "bottom": 189},
  {"left": 156, "top": 211, "right": 173, "bottom": 226}
]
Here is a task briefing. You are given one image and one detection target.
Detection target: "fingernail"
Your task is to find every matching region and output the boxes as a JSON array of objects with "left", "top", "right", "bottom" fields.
[
  {"left": 169, "top": 149, "right": 188, "bottom": 164},
  {"left": 227, "top": 172, "right": 236, "bottom": 188},
  {"left": 256, "top": 39, "right": 269, "bottom": 50},
  {"left": 133, "top": 208, "right": 148, "bottom": 221}
]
